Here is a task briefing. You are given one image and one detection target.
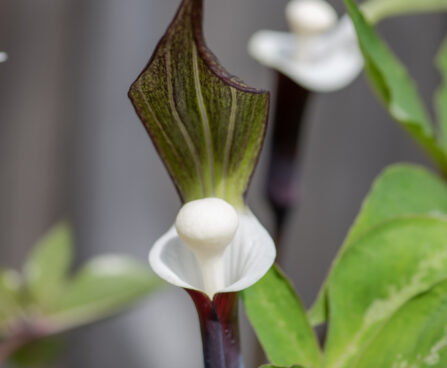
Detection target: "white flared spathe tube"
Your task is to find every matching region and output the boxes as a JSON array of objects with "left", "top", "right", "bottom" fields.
[
  {"left": 0, "top": 52, "right": 8, "bottom": 63},
  {"left": 149, "top": 209, "right": 276, "bottom": 298},
  {"left": 248, "top": 15, "right": 364, "bottom": 92}
]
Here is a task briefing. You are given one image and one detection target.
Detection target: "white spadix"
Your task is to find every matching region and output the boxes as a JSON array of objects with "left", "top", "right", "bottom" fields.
[
  {"left": 286, "top": 0, "right": 338, "bottom": 62},
  {"left": 286, "top": 0, "right": 338, "bottom": 36},
  {"left": 175, "top": 198, "right": 239, "bottom": 296},
  {"left": 149, "top": 202, "right": 275, "bottom": 299}
]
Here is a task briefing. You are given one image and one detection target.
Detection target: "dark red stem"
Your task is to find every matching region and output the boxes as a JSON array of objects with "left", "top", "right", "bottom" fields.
[
  {"left": 267, "top": 72, "right": 311, "bottom": 253},
  {"left": 187, "top": 290, "right": 243, "bottom": 368},
  {"left": 0, "top": 321, "right": 50, "bottom": 364}
]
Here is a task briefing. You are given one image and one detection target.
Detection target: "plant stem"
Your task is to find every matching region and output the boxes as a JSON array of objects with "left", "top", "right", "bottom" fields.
[
  {"left": 251, "top": 71, "right": 311, "bottom": 368},
  {"left": 187, "top": 290, "right": 243, "bottom": 368},
  {"left": 0, "top": 327, "right": 40, "bottom": 365},
  {"left": 0, "top": 318, "right": 55, "bottom": 365},
  {"left": 266, "top": 72, "right": 311, "bottom": 256},
  {"left": 0, "top": 338, "right": 24, "bottom": 365}
]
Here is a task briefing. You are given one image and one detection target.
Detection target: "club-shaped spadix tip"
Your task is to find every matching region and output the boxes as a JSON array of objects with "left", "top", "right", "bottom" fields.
[
  {"left": 175, "top": 197, "right": 239, "bottom": 256},
  {"left": 286, "top": 0, "right": 338, "bottom": 36}
]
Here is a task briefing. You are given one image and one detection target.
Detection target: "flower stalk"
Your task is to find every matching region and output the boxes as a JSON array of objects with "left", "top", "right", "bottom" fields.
[
  {"left": 267, "top": 72, "right": 310, "bottom": 251},
  {"left": 0, "top": 320, "right": 52, "bottom": 365},
  {"left": 188, "top": 291, "right": 243, "bottom": 368}
]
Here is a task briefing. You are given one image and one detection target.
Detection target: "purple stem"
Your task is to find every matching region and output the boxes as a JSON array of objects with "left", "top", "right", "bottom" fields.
[
  {"left": 267, "top": 72, "right": 311, "bottom": 252},
  {"left": 0, "top": 321, "right": 49, "bottom": 364},
  {"left": 0, "top": 337, "right": 25, "bottom": 365},
  {"left": 187, "top": 290, "right": 243, "bottom": 368}
]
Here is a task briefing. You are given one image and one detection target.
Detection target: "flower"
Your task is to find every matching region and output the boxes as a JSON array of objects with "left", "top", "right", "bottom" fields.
[
  {"left": 249, "top": 0, "right": 364, "bottom": 92},
  {"left": 149, "top": 198, "right": 276, "bottom": 299},
  {"left": 0, "top": 52, "right": 8, "bottom": 63},
  {"left": 128, "top": 0, "right": 275, "bottom": 301}
]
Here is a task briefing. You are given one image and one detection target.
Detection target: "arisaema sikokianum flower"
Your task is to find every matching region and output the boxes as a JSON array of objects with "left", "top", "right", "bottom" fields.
[
  {"left": 128, "top": 0, "right": 276, "bottom": 366},
  {"left": 249, "top": 0, "right": 447, "bottom": 93},
  {"left": 250, "top": 0, "right": 362, "bottom": 93},
  {"left": 0, "top": 52, "right": 7, "bottom": 63}
]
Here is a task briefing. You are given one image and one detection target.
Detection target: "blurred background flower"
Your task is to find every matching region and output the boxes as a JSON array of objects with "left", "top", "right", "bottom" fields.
[{"left": 0, "top": 0, "right": 445, "bottom": 367}]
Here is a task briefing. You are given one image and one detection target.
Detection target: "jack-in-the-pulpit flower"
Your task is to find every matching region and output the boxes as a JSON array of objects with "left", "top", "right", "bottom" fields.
[
  {"left": 129, "top": 0, "right": 275, "bottom": 299},
  {"left": 249, "top": 0, "right": 363, "bottom": 92},
  {"left": 128, "top": 0, "right": 275, "bottom": 366},
  {"left": 249, "top": 0, "right": 447, "bottom": 93},
  {"left": 0, "top": 52, "right": 8, "bottom": 63}
]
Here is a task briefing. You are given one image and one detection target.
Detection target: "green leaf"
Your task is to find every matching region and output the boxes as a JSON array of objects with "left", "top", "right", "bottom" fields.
[
  {"left": 242, "top": 266, "right": 321, "bottom": 368},
  {"left": 345, "top": 0, "right": 447, "bottom": 173},
  {"left": 343, "top": 167, "right": 447, "bottom": 246},
  {"left": 128, "top": 0, "right": 269, "bottom": 208},
  {"left": 23, "top": 223, "right": 73, "bottom": 311},
  {"left": 324, "top": 216, "right": 447, "bottom": 368},
  {"left": 0, "top": 270, "right": 22, "bottom": 337},
  {"left": 309, "top": 164, "right": 447, "bottom": 325},
  {"left": 352, "top": 279, "right": 447, "bottom": 368},
  {"left": 9, "top": 336, "right": 64, "bottom": 368},
  {"left": 362, "top": 0, "right": 447, "bottom": 24},
  {"left": 48, "top": 255, "right": 161, "bottom": 331},
  {"left": 436, "top": 37, "right": 447, "bottom": 151}
]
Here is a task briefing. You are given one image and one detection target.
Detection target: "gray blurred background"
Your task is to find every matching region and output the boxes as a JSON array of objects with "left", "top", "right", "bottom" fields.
[{"left": 0, "top": 0, "right": 445, "bottom": 367}]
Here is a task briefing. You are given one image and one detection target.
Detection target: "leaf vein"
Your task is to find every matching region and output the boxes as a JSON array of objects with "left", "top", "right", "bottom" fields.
[
  {"left": 222, "top": 88, "right": 237, "bottom": 198},
  {"left": 166, "top": 49, "right": 206, "bottom": 196},
  {"left": 136, "top": 80, "right": 187, "bottom": 199},
  {"left": 192, "top": 43, "right": 215, "bottom": 194}
]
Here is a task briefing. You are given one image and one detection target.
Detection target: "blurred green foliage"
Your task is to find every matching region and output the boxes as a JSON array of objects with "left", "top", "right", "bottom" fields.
[
  {"left": 0, "top": 223, "right": 162, "bottom": 367},
  {"left": 245, "top": 2, "right": 447, "bottom": 366}
]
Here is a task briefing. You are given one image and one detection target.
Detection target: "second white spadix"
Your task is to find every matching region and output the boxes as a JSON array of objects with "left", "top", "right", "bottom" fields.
[
  {"left": 286, "top": 0, "right": 337, "bottom": 35},
  {"left": 175, "top": 198, "right": 239, "bottom": 297},
  {"left": 286, "top": 0, "right": 337, "bottom": 61}
]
